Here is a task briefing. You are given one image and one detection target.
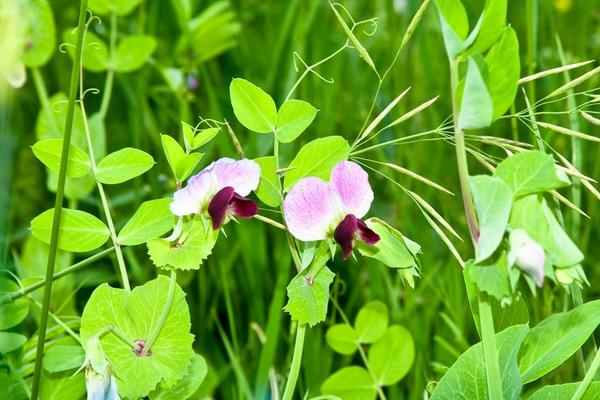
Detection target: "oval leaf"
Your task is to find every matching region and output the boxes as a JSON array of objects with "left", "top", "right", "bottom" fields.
[
  {"left": 0, "top": 332, "right": 27, "bottom": 354},
  {"left": 63, "top": 29, "right": 108, "bottom": 72},
  {"left": 31, "top": 208, "right": 110, "bottom": 252},
  {"left": 118, "top": 198, "right": 174, "bottom": 246},
  {"left": 95, "top": 147, "right": 155, "bottom": 184},
  {"left": 276, "top": 99, "right": 318, "bottom": 143},
  {"left": 254, "top": 156, "right": 282, "bottom": 207},
  {"left": 0, "top": 278, "right": 30, "bottom": 330},
  {"left": 459, "top": 56, "right": 493, "bottom": 130},
  {"left": 114, "top": 35, "right": 157, "bottom": 73},
  {"left": 88, "top": 0, "right": 143, "bottom": 16},
  {"left": 486, "top": 27, "right": 520, "bottom": 120},
  {"left": 354, "top": 301, "right": 389, "bottom": 344},
  {"left": 230, "top": 78, "right": 277, "bottom": 133},
  {"left": 32, "top": 139, "right": 91, "bottom": 178},
  {"left": 44, "top": 345, "right": 86, "bottom": 373},
  {"left": 22, "top": 0, "right": 56, "bottom": 67},
  {"left": 321, "top": 366, "right": 377, "bottom": 400},
  {"left": 326, "top": 324, "right": 357, "bottom": 355},
  {"left": 368, "top": 325, "right": 415, "bottom": 385}
]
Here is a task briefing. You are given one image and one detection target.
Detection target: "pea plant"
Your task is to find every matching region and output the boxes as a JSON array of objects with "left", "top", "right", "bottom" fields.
[{"left": 2, "top": 0, "right": 600, "bottom": 399}]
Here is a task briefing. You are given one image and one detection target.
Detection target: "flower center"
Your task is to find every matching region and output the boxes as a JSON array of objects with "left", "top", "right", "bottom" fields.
[
  {"left": 208, "top": 187, "right": 258, "bottom": 230},
  {"left": 132, "top": 339, "right": 152, "bottom": 357},
  {"left": 333, "top": 214, "right": 380, "bottom": 260}
]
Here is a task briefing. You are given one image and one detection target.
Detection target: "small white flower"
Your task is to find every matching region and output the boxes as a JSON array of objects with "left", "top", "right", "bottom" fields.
[
  {"left": 509, "top": 229, "right": 546, "bottom": 287},
  {"left": 79, "top": 336, "right": 120, "bottom": 400}
]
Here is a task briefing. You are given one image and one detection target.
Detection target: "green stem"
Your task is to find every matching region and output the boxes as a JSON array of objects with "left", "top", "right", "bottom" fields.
[
  {"left": 479, "top": 293, "right": 503, "bottom": 400},
  {"left": 31, "top": 299, "right": 83, "bottom": 345},
  {"left": 3, "top": 248, "right": 114, "bottom": 304},
  {"left": 30, "top": 2, "right": 88, "bottom": 398},
  {"left": 142, "top": 270, "right": 177, "bottom": 355},
  {"left": 281, "top": 323, "right": 306, "bottom": 400},
  {"left": 572, "top": 348, "right": 600, "bottom": 400},
  {"left": 99, "top": 12, "right": 116, "bottom": 119}
]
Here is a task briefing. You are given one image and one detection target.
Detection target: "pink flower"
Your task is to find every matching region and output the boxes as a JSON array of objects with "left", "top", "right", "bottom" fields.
[
  {"left": 283, "top": 161, "right": 380, "bottom": 260},
  {"left": 170, "top": 158, "right": 260, "bottom": 229}
]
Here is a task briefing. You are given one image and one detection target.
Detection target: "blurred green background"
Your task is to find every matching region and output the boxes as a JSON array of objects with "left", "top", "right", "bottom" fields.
[{"left": 2, "top": 0, "right": 600, "bottom": 398}]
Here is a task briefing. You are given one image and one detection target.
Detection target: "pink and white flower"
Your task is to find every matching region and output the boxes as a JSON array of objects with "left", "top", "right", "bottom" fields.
[
  {"left": 509, "top": 229, "right": 546, "bottom": 287},
  {"left": 170, "top": 158, "right": 260, "bottom": 229},
  {"left": 283, "top": 161, "right": 380, "bottom": 260}
]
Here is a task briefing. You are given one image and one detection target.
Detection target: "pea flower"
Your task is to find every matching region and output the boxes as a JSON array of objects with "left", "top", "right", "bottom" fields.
[
  {"left": 78, "top": 336, "right": 120, "bottom": 400},
  {"left": 170, "top": 158, "right": 260, "bottom": 229},
  {"left": 283, "top": 161, "right": 380, "bottom": 260},
  {"left": 509, "top": 229, "right": 546, "bottom": 287}
]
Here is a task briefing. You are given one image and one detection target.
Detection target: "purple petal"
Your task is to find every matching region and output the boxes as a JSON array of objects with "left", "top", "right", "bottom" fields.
[
  {"left": 283, "top": 177, "right": 338, "bottom": 241},
  {"left": 212, "top": 158, "right": 261, "bottom": 197},
  {"left": 333, "top": 214, "right": 358, "bottom": 260},
  {"left": 208, "top": 187, "right": 235, "bottom": 229},
  {"left": 330, "top": 161, "right": 374, "bottom": 218},
  {"left": 230, "top": 193, "right": 258, "bottom": 219},
  {"left": 357, "top": 219, "right": 380, "bottom": 245}
]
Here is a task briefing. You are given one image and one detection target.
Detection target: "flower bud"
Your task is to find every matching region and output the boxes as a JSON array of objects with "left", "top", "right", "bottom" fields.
[
  {"left": 80, "top": 336, "right": 120, "bottom": 400},
  {"left": 509, "top": 229, "right": 545, "bottom": 287}
]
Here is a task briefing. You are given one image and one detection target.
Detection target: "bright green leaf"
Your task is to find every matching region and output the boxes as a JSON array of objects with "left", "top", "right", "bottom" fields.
[
  {"left": 32, "top": 139, "right": 91, "bottom": 178},
  {"left": 80, "top": 276, "right": 194, "bottom": 399},
  {"left": 22, "top": 0, "right": 56, "bottom": 67},
  {"left": 495, "top": 150, "right": 568, "bottom": 199},
  {"left": 88, "top": 0, "right": 143, "bottom": 16},
  {"left": 148, "top": 219, "right": 218, "bottom": 270},
  {"left": 230, "top": 78, "right": 277, "bottom": 133},
  {"left": 469, "top": 0, "right": 508, "bottom": 54},
  {"left": 354, "top": 300, "right": 389, "bottom": 344},
  {"left": 161, "top": 134, "right": 186, "bottom": 179},
  {"left": 368, "top": 325, "right": 415, "bottom": 386},
  {"left": 459, "top": 56, "right": 493, "bottom": 130},
  {"left": 254, "top": 156, "right": 282, "bottom": 207},
  {"left": 528, "top": 382, "right": 600, "bottom": 400},
  {"left": 113, "top": 35, "right": 157, "bottom": 72},
  {"left": 63, "top": 29, "right": 108, "bottom": 72},
  {"left": 357, "top": 218, "right": 419, "bottom": 269},
  {"left": 486, "top": 27, "right": 520, "bottom": 120},
  {"left": 434, "top": 0, "right": 469, "bottom": 58},
  {"left": 43, "top": 345, "right": 85, "bottom": 373},
  {"left": 175, "top": 153, "right": 204, "bottom": 182},
  {"left": 0, "top": 332, "right": 27, "bottom": 354},
  {"left": 326, "top": 324, "right": 357, "bottom": 355},
  {"left": 276, "top": 99, "right": 318, "bottom": 143},
  {"left": 149, "top": 353, "right": 208, "bottom": 400},
  {"left": 321, "top": 366, "right": 377, "bottom": 400},
  {"left": 470, "top": 175, "right": 512, "bottom": 262},
  {"left": 193, "top": 128, "right": 220, "bottom": 149},
  {"left": 95, "top": 147, "right": 155, "bottom": 184},
  {"left": 31, "top": 208, "right": 110, "bottom": 252},
  {"left": 466, "top": 251, "right": 511, "bottom": 301},
  {"left": 0, "top": 279, "right": 29, "bottom": 330},
  {"left": 182, "top": 122, "right": 195, "bottom": 151},
  {"left": 118, "top": 198, "right": 174, "bottom": 246},
  {"left": 283, "top": 136, "right": 350, "bottom": 191},
  {"left": 519, "top": 299, "right": 600, "bottom": 384}
]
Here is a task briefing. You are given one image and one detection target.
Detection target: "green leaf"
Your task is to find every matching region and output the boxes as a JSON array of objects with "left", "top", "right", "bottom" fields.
[
  {"left": 32, "top": 139, "right": 91, "bottom": 178},
  {"left": 284, "top": 243, "right": 335, "bottom": 326},
  {"left": 495, "top": 151, "right": 568, "bottom": 198},
  {"left": 149, "top": 353, "right": 208, "bottom": 400},
  {"left": 118, "top": 199, "right": 174, "bottom": 246},
  {"left": 0, "top": 332, "right": 27, "bottom": 354},
  {"left": 148, "top": 219, "right": 218, "bottom": 270},
  {"left": 276, "top": 99, "right": 318, "bottom": 143},
  {"left": 80, "top": 276, "right": 194, "bottom": 399},
  {"left": 43, "top": 345, "right": 85, "bottom": 373},
  {"left": 0, "top": 279, "right": 29, "bottom": 329},
  {"left": 22, "top": 0, "right": 56, "bottom": 67},
  {"left": 175, "top": 153, "right": 204, "bottom": 182},
  {"left": 63, "top": 29, "right": 108, "bottom": 72},
  {"left": 486, "top": 27, "right": 520, "bottom": 120},
  {"left": 39, "top": 369, "right": 85, "bottom": 400},
  {"left": 88, "top": 0, "right": 143, "bottom": 16},
  {"left": 161, "top": 134, "right": 186, "bottom": 179},
  {"left": 368, "top": 325, "right": 415, "bottom": 386},
  {"left": 469, "top": 0, "right": 508, "bottom": 54},
  {"left": 321, "top": 366, "right": 377, "bottom": 400},
  {"left": 182, "top": 122, "right": 195, "bottom": 151},
  {"left": 31, "top": 208, "right": 110, "bottom": 252},
  {"left": 430, "top": 325, "right": 529, "bottom": 400},
  {"left": 354, "top": 300, "right": 389, "bottom": 344},
  {"left": 528, "top": 382, "right": 600, "bottom": 400},
  {"left": 510, "top": 195, "right": 583, "bottom": 268},
  {"left": 113, "top": 35, "right": 157, "bottom": 72},
  {"left": 357, "top": 218, "right": 419, "bottom": 269},
  {"left": 325, "top": 324, "right": 357, "bottom": 355},
  {"left": 466, "top": 251, "right": 511, "bottom": 301},
  {"left": 519, "top": 299, "right": 600, "bottom": 384},
  {"left": 434, "top": 0, "right": 469, "bottom": 58},
  {"left": 283, "top": 136, "right": 350, "bottom": 191},
  {"left": 230, "top": 78, "right": 277, "bottom": 133},
  {"left": 96, "top": 147, "right": 155, "bottom": 184},
  {"left": 192, "top": 128, "right": 220, "bottom": 149},
  {"left": 254, "top": 156, "right": 282, "bottom": 207},
  {"left": 459, "top": 56, "right": 493, "bottom": 130},
  {"left": 470, "top": 175, "right": 512, "bottom": 262}
]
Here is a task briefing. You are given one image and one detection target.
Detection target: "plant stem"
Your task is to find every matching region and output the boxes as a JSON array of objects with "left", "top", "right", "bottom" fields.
[
  {"left": 281, "top": 323, "right": 306, "bottom": 400},
  {"left": 3, "top": 248, "right": 114, "bottom": 304},
  {"left": 99, "top": 11, "right": 117, "bottom": 119},
  {"left": 449, "top": 59, "right": 479, "bottom": 246},
  {"left": 479, "top": 293, "right": 503, "bottom": 400},
  {"left": 30, "top": 1, "right": 88, "bottom": 398},
  {"left": 31, "top": 299, "right": 83, "bottom": 345},
  {"left": 142, "top": 270, "right": 177, "bottom": 355},
  {"left": 571, "top": 348, "right": 600, "bottom": 400}
]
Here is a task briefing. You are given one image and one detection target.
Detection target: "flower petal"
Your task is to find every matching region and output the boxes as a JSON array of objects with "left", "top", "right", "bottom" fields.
[
  {"left": 170, "top": 187, "right": 201, "bottom": 216},
  {"left": 170, "top": 164, "right": 218, "bottom": 216},
  {"left": 208, "top": 187, "right": 235, "bottom": 230},
  {"left": 515, "top": 240, "right": 545, "bottom": 287},
  {"left": 212, "top": 158, "right": 261, "bottom": 196},
  {"left": 283, "top": 177, "right": 337, "bottom": 241},
  {"left": 357, "top": 219, "right": 380, "bottom": 245},
  {"left": 230, "top": 193, "right": 258, "bottom": 219},
  {"left": 330, "top": 161, "right": 374, "bottom": 218},
  {"left": 334, "top": 214, "right": 358, "bottom": 260}
]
